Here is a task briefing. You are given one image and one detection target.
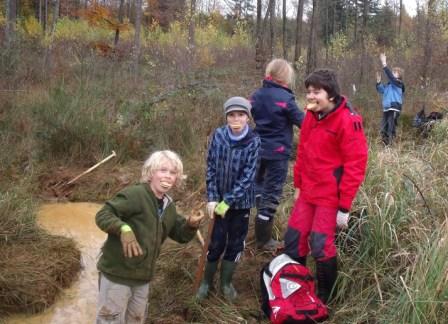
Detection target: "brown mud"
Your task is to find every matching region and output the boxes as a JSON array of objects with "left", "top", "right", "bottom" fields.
[{"left": 5, "top": 202, "right": 104, "bottom": 324}]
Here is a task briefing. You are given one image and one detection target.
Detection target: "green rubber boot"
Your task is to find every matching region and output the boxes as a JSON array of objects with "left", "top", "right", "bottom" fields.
[
  {"left": 220, "top": 260, "right": 238, "bottom": 301},
  {"left": 255, "top": 217, "right": 281, "bottom": 251},
  {"left": 196, "top": 261, "right": 218, "bottom": 301}
]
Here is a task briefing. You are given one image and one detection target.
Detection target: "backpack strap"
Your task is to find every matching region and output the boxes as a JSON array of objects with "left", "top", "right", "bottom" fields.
[
  {"left": 280, "top": 273, "right": 314, "bottom": 281},
  {"left": 268, "top": 254, "right": 299, "bottom": 278}
]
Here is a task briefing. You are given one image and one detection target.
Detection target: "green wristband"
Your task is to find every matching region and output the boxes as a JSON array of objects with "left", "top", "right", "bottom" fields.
[
  {"left": 120, "top": 224, "right": 132, "bottom": 233},
  {"left": 215, "top": 201, "right": 230, "bottom": 216}
]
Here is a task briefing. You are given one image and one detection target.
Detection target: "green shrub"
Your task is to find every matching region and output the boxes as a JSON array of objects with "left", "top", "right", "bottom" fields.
[
  {"left": 18, "top": 16, "right": 42, "bottom": 39},
  {"left": 32, "top": 85, "right": 115, "bottom": 163},
  {"left": 51, "top": 17, "right": 111, "bottom": 43}
]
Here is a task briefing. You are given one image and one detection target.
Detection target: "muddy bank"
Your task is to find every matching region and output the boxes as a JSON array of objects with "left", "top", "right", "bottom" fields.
[{"left": 5, "top": 202, "right": 104, "bottom": 324}]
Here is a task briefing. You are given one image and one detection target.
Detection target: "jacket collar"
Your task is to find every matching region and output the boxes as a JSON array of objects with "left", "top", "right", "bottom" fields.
[
  {"left": 221, "top": 125, "right": 256, "bottom": 147},
  {"left": 262, "top": 79, "right": 293, "bottom": 94},
  {"left": 314, "top": 95, "right": 346, "bottom": 121},
  {"left": 143, "top": 183, "right": 173, "bottom": 210}
]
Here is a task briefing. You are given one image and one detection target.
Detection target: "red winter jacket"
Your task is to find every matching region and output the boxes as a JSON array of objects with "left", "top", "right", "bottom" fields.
[{"left": 293, "top": 96, "right": 368, "bottom": 211}]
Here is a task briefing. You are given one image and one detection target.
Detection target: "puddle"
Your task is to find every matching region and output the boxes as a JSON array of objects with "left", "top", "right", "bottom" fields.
[{"left": 6, "top": 202, "right": 105, "bottom": 324}]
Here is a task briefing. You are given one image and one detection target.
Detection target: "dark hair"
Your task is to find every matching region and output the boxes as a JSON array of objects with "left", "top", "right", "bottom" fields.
[{"left": 304, "top": 68, "right": 340, "bottom": 99}]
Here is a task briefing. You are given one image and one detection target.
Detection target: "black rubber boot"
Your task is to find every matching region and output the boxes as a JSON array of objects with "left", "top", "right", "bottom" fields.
[
  {"left": 220, "top": 260, "right": 238, "bottom": 301},
  {"left": 295, "top": 256, "right": 307, "bottom": 266},
  {"left": 255, "top": 217, "right": 280, "bottom": 251},
  {"left": 315, "top": 257, "right": 338, "bottom": 304},
  {"left": 196, "top": 261, "right": 218, "bottom": 301}
]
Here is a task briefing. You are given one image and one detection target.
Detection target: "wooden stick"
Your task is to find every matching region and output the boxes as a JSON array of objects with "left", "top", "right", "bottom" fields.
[
  {"left": 67, "top": 150, "right": 117, "bottom": 185},
  {"left": 192, "top": 216, "right": 215, "bottom": 292},
  {"left": 196, "top": 230, "right": 205, "bottom": 247}
]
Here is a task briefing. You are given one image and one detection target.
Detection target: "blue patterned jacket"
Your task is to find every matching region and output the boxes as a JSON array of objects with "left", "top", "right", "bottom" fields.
[{"left": 206, "top": 125, "right": 260, "bottom": 209}]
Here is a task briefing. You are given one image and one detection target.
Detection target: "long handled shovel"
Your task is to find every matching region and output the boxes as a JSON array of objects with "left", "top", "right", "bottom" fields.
[
  {"left": 192, "top": 216, "right": 216, "bottom": 293},
  {"left": 53, "top": 151, "right": 117, "bottom": 190},
  {"left": 66, "top": 150, "right": 117, "bottom": 185}
]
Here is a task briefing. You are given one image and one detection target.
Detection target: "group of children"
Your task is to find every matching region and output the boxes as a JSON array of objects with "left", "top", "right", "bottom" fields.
[{"left": 94, "top": 54, "right": 404, "bottom": 323}]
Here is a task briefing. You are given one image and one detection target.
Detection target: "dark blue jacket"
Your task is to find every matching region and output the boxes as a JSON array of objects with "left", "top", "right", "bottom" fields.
[
  {"left": 250, "top": 79, "right": 304, "bottom": 160},
  {"left": 206, "top": 126, "right": 260, "bottom": 209},
  {"left": 376, "top": 66, "right": 405, "bottom": 112}
]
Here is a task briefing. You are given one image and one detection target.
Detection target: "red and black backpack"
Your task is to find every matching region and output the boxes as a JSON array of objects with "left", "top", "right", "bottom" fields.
[{"left": 260, "top": 254, "right": 328, "bottom": 324}]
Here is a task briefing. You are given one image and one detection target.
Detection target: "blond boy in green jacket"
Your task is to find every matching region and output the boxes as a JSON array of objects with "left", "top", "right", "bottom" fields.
[{"left": 96, "top": 150, "right": 204, "bottom": 324}]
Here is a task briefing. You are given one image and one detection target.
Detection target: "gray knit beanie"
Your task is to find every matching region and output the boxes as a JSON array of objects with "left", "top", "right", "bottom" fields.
[{"left": 223, "top": 96, "right": 252, "bottom": 118}]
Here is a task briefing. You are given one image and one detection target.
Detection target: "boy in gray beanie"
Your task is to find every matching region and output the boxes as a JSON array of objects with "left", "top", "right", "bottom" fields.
[{"left": 197, "top": 96, "right": 260, "bottom": 301}]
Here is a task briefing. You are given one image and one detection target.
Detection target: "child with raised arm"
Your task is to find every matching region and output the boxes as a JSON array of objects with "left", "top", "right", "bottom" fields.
[
  {"left": 196, "top": 97, "right": 260, "bottom": 301},
  {"left": 95, "top": 150, "right": 204, "bottom": 324},
  {"left": 284, "top": 69, "right": 368, "bottom": 304},
  {"left": 250, "top": 58, "right": 305, "bottom": 251},
  {"left": 376, "top": 52, "right": 405, "bottom": 145}
]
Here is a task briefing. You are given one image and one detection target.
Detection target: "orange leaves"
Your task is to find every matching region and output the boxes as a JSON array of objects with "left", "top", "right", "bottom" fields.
[{"left": 79, "top": 4, "right": 129, "bottom": 32}]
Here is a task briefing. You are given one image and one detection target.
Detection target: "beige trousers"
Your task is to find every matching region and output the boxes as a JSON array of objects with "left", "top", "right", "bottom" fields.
[{"left": 96, "top": 273, "right": 149, "bottom": 324}]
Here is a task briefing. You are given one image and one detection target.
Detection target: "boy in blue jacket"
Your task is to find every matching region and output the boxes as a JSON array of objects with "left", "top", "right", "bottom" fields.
[
  {"left": 196, "top": 96, "right": 260, "bottom": 302},
  {"left": 250, "top": 58, "right": 305, "bottom": 250},
  {"left": 376, "top": 53, "right": 405, "bottom": 145}
]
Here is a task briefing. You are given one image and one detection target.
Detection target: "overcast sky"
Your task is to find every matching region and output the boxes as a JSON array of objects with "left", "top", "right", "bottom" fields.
[
  {"left": 392, "top": 0, "right": 418, "bottom": 16},
  {"left": 212, "top": 1, "right": 421, "bottom": 18}
]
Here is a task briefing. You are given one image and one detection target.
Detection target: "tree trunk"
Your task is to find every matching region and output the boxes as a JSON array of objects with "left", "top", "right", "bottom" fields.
[
  {"left": 325, "top": 0, "right": 329, "bottom": 64},
  {"left": 43, "top": 0, "right": 48, "bottom": 32},
  {"left": 306, "top": 0, "right": 318, "bottom": 75},
  {"left": 38, "top": 0, "right": 43, "bottom": 26},
  {"left": 293, "top": 0, "right": 304, "bottom": 68},
  {"left": 269, "top": 0, "right": 275, "bottom": 59},
  {"left": 260, "top": 0, "right": 274, "bottom": 65},
  {"left": 282, "top": 0, "right": 286, "bottom": 58},
  {"left": 133, "top": 0, "right": 143, "bottom": 77},
  {"left": 51, "top": 0, "right": 60, "bottom": 34},
  {"left": 421, "top": 0, "right": 436, "bottom": 85},
  {"left": 398, "top": 0, "right": 403, "bottom": 36},
  {"left": 188, "top": 0, "right": 196, "bottom": 50},
  {"left": 358, "top": 0, "right": 369, "bottom": 86},
  {"left": 5, "top": 0, "right": 16, "bottom": 46},
  {"left": 114, "top": 0, "right": 125, "bottom": 47},
  {"left": 332, "top": 0, "right": 336, "bottom": 37},
  {"left": 353, "top": 0, "right": 358, "bottom": 42},
  {"left": 255, "top": 0, "right": 263, "bottom": 69}
]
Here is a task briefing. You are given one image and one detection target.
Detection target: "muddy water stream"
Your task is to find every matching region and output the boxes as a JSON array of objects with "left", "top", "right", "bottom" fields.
[{"left": 6, "top": 202, "right": 105, "bottom": 324}]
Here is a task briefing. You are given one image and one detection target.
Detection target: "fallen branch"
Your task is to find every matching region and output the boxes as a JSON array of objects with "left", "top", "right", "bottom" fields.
[{"left": 402, "top": 173, "right": 432, "bottom": 216}]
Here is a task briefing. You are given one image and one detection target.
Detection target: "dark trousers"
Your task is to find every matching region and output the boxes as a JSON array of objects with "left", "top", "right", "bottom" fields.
[
  {"left": 255, "top": 158, "right": 289, "bottom": 221},
  {"left": 381, "top": 110, "right": 400, "bottom": 145},
  {"left": 207, "top": 209, "right": 250, "bottom": 263}
]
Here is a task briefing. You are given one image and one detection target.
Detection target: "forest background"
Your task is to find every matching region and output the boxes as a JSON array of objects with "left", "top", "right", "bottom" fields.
[{"left": 0, "top": 0, "right": 447, "bottom": 323}]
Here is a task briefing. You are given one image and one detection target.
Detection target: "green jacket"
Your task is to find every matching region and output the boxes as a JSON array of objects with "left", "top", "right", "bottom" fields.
[{"left": 96, "top": 183, "right": 197, "bottom": 286}]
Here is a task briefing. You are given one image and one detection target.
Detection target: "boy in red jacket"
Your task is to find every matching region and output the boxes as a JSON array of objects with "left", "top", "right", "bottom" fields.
[{"left": 284, "top": 69, "right": 368, "bottom": 304}]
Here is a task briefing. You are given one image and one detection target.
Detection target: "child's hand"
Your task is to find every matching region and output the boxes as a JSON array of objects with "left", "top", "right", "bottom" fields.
[
  {"left": 120, "top": 225, "right": 143, "bottom": 258},
  {"left": 336, "top": 210, "right": 349, "bottom": 229},
  {"left": 187, "top": 210, "right": 205, "bottom": 228},
  {"left": 380, "top": 53, "right": 387, "bottom": 66},
  {"left": 376, "top": 72, "right": 381, "bottom": 83},
  {"left": 294, "top": 188, "right": 300, "bottom": 200},
  {"left": 214, "top": 201, "right": 230, "bottom": 218},
  {"left": 206, "top": 202, "right": 218, "bottom": 219}
]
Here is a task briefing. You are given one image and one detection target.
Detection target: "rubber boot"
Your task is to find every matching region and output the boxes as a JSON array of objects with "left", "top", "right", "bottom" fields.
[
  {"left": 295, "top": 256, "right": 307, "bottom": 266},
  {"left": 315, "top": 257, "right": 338, "bottom": 304},
  {"left": 220, "top": 260, "right": 238, "bottom": 301},
  {"left": 196, "top": 261, "right": 218, "bottom": 301},
  {"left": 255, "top": 217, "right": 281, "bottom": 251}
]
